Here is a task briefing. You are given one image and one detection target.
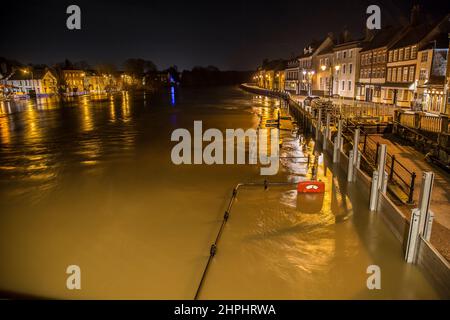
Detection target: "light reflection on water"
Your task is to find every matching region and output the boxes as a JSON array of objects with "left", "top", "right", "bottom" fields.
[{"left": 0, "top": 87, "right": 441, "bottom": 299}]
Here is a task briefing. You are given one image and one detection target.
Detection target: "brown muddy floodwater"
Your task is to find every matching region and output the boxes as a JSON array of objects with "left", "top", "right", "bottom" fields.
[{"left": 0, "top": 87, "right": 441, "bottom": 299}]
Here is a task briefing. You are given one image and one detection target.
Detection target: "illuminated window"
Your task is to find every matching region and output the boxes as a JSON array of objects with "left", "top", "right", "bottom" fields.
[
  {"left": 408, "top": 66, "right": 415, "bottom": 82},
  {"left": 421, "top": 51, "right": 428, "bottom": 62},
  {"left": 387, "top": 68, "right": 392, "bottom": 82},
  {"left": 403, "top": 67, "right": 408, "bottom": 82},
  {"left": 405, "top": 47, "right": 410, "bottom": 60},
  {"left": 393, "top": 50, "right": 398, "bottom": 62},
  {"left": 399, "top": 48, "right": 404, "bottom": 61},
  {"left": 397, "top": 68, "right": 402, "bottom": 82},
  {"left": 411, "top": 46, "right": 417, "bottom": 59}
]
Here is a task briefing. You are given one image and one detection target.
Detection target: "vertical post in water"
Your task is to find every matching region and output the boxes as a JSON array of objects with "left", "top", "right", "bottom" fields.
[
  {"left": 333, "top": 136, "right": 339, "bottom": 163},
  {"left": 405, "top": 208, "right": 421, "bottom": 263},
  {"left": 377, "top": 144, "right": 387, "bottom": 190},
  {"left": 405, "top": 172, "right": 435, "bottom": 263},
  {"left": 369, "top": 170, "right": 379, "bottom": 211},
  {"left": 347, "top": 150, "right": 354, "bottom": 182},
  {"left": 323, "top": 112, "right": 331, "bottom": 150},
  {"left": 381, "top": 170, "right": 388, "bottom": 194},
  {"left": 352, "top": 128, "right": 360, "bottom": 166},
  {"left": 418, "top": 172, "right": 435, "bottom": 240},
  {"left": 316, "top": 108, "right": 322, "bottom": 141}
]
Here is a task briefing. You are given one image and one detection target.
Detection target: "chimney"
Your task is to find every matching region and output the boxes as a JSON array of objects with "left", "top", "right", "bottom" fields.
[{"left": 364, "top": 27, "right": 375, "bottom": 41}]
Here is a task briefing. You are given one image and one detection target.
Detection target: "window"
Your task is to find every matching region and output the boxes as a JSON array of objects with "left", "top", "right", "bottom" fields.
[
  {"left": 387, "top": 90, "right": 393, "bottom": 99},
  {"left": 349, "top": 50, "right": 352, "bottom": 58},
  {"left": 408, "top": 66, "right": 415, "bottom": 82},
  {"left": 411, "top": 46, "right": 417, "bottom": 59},
  {"left": 421, "top": 51, "right": 428, "bottom": 62},
  {"left": 396, "top": 68, "right": 402, "bottom": 82},
  {"left": 343, "top": 64, "right": 346, "bottom": 74},
  {"left": 399, "top": 48, "right": 404, "bottom": 61},
  {"left": 403, "top": 67, "right": 408, "bottom": 82},
  {"left": 392, "top": 68, "right": 397, "bottom": 82},
  {"left": 393, "top": 50, "right": 398, "bottom": 61},
  {"left": 388, "top": 51, "right": 393, "bottom": 62},
  {"left": 341, "top": 80, "right": 345, "bottom": 90},
  {"left": 343, "top": 51, "right": 347, "bottom": 59},
  {"left": 405, "top": 47, "right": 410, "bottom": 60},
  {"left": 348, "top": 81, "right": 352, "bottom": 91},
  {"left": 387, "top": 68, "right": 392, "bottom": 82},
  {"left": 419, "top": 68, "right": 427, "bottom": 81},
  {"left": 349, "top": 64, "right": 353, "bottom": 74}
]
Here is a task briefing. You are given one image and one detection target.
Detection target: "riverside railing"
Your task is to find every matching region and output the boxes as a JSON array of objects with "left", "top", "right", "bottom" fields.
[{"left": 342, "top": 125, "right": 416, "bottom": 204}]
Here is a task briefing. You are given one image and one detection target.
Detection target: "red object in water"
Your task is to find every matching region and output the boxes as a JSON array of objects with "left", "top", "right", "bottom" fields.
[{"left": 297, "top": 181, "right": 325, "bottom": 193}]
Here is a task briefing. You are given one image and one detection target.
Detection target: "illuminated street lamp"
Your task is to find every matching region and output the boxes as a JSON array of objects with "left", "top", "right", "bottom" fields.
[{"left": 21, "top": 68, "right": 34, "bottom": 95}]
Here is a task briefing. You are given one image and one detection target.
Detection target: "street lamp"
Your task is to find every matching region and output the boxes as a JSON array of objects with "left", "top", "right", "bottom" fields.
[{"left": 21, "top": 68, "right": 34, "bottom": 95}]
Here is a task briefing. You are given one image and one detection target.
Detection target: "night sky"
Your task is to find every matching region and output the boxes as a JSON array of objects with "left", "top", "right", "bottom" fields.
[{"left": 1, "top": 0, "right": 449, "bottom": 71}]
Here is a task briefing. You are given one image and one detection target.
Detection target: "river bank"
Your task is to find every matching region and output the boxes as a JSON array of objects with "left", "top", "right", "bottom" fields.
[{"left": 240, "top": 83, "right": 450, "bottom": 298}]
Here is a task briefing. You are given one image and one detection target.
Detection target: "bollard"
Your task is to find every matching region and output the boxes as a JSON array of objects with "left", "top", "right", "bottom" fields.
[
  {"left": 369, "top": 170, "right": 379, "bottom": 211},
  {"left": 347, "top": 150, "right": 354, "bottom": 182},
  {"left": 405, "top": 208, "right": 421, "bottom": 263}
]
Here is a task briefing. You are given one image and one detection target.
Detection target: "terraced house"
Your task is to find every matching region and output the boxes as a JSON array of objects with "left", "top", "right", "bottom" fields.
[
  {"left": 414, "top": 16, "right": 450, "bottom": 114},
  {"left": 356, "top": 25, "right": 404, "bottom": 103},
  {"left": 384, "top": 12, "right": 449, "bottom": 109},
  {"left": 332, "top": 38, "right": 363, "bottom": 99}
]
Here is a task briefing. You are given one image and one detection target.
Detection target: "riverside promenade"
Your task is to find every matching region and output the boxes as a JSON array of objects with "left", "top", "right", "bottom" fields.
[
  {"left": 241, "top": 83, "right": 450, "bottom": 297},
  {"left": 272, "top": 88, "right": 450, "bottom": 262}
]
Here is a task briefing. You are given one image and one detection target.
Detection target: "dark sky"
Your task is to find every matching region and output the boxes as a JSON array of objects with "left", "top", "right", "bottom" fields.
[{"left": 1, "top": 0, "right": 449, "bottom": 71}]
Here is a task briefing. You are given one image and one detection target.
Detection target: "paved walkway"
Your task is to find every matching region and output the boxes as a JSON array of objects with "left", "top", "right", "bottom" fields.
[{"left": 370, "top": 134, "right": 450, "bottom": 261}]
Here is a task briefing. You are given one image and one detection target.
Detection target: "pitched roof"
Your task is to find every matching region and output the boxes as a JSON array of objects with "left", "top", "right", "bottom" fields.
[
  {"left": 8, "top": 69, "right": 50, "bottom": 80},
  {"left": 390, "top": 22, "right": 436, "bottom": 49},
  {"left": 360, "top": 26, "right": 404, "bottom": 52}
]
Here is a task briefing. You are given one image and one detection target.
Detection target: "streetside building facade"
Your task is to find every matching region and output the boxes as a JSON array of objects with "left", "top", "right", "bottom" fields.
[
  {"left": 356, "top": 26, "right": 405, "bottom": 103},
  {"left": 332, "top": 40, "right": 362, "bottom": 99},
  {"left": 413, "top": 16, "right": 450, "bottom": 114},
  {"left": 62, "top": 69, "right": 86, "bottom": 94},
  {"left": 284, "top": 58, "right": 300, "bottom": 94},
  {"left": 1, "top": 69, "right": 58, "bottom": 96}
]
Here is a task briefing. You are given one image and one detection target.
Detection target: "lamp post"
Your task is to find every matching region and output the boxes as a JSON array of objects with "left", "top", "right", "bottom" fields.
[
  {"left": 21, "top": 68, "right": 34, "bottom": 95},
  {"left": 320, "top": 64, "right": 341, "bottom": 100}
]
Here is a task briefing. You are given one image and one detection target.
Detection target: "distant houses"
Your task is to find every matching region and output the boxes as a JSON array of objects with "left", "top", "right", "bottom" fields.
[
  {"left": 0, "top": 63, "right": 177, "bottom": 99},
  {"left": 255, "top": 7, "right": 450, "bottom": 115},
  {"left": 0, "top": 68, "right": 58, "bottom": 97}
]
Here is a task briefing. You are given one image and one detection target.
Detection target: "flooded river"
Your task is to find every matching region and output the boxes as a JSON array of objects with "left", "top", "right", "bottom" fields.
[{"left": 0, "top": 87, "right": 440, "bottom": 299}]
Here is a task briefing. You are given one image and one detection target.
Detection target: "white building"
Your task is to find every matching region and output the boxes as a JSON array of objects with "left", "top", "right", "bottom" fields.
[
  {"left": 1, "top": 69, "right": 58, "bottom": 97},
  {"left": 332, "top": 40, "right": 362, "bottom": 99}
]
